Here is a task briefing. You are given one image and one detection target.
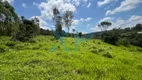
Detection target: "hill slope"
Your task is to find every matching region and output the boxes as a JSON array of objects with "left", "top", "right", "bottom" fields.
[{"left": 0, "top": 36, "right": 142, "bottom": 80}]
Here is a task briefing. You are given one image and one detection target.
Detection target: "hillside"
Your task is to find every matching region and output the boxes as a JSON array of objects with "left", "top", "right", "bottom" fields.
[{"left": 0, "top": 36, "right": 142, "bottom": 80}]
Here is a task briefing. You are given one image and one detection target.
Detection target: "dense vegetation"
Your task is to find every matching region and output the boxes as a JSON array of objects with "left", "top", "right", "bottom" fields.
[
  {"left": 0, "top": 1, "right": 142, "bottom": 80},
  {"left": 0, "top": 0, "right": 19, "bottom": 36},
  {"left": 92, "top": 24, "right": 142, "bottom": 47}
]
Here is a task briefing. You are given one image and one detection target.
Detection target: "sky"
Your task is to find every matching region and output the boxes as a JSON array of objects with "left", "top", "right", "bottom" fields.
[{"left": 6, "top": 0, "right": 142, "bottom": 33}]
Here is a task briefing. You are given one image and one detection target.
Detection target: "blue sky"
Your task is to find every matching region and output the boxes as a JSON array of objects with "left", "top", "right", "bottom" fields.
[{"left": 7, "top": 0, "right": 142, "bottom": 33}]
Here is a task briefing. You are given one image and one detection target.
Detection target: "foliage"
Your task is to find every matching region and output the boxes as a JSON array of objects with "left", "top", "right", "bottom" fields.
[
  {"left": 0, "top": 0, "right": 19, "bottom": 36},
  {"left": 103, "top": 52, "right": 113, "bottom": 58},
  {"left": 118, "top": 38, "right": 130, "bottom": 47},
  {"left": 0, "top": 45, "right": 8, "bottom": 53},
  {"left": 98, "top": 21, "right": 112, "bottom": 31},
  {"left": 79, "top": 32, "right": 82, "bottom": 38},
  {"left": 40, "top": 28, "right": 53, "bottom": 35},
  {"left": 13, "top": 16, "right": 40, "bottom": 42},
  {"left": 52, "top": 8, "right": 62, "bottom": 39},
  {"left": 93, "top": 24, "right": 142, "bottom": 47},
  {"left": 52, "top": 8, "right": 74, "bottom": 39},
  {"left": 63, "top": 10, "right": 73, "bottom": 32},
  {"left": 102, "top": 29, "right": 119, "bottom": 45},
  {"left": 130, "top": 34, "right": 142, "bottom": 47}
]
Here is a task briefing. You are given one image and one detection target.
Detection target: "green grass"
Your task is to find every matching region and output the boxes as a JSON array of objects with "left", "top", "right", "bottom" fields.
[{"left": 0, "top": 36, "right": 142, "bottom": 80}]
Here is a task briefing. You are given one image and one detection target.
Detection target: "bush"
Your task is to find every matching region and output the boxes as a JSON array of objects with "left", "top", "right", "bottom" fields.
[
  {"left": 91, "top": 50, "right": 98, "bottom": 54},
  {"left": 130, "top": 34, "right": 142, "bottom": 47},
  {"left": 98, "top": 49, "right": 104, "bottom": 52},
  {"left": 137, "top": 47, "right": 142, "bottom": 52},
  {"left": 118, "top": 38, "right": 130, "bottom": 47},
  {"left": 103, "top": 52, "right": 113, "bottom": 58},
  {"left": 14, "top": 44, "right": 25, "bottom": 50},
  {"left": 0, "top": 45, "right": 9, "bottom": 53},
  {"left": 6, "top": 41, "right": 15, "bottom": 47},
  {"left": 13, "top": 18, "right": 40, "bottom": 42},
  {"left": 102, "top": 30, "right": 119, "bottom": 45},
  {"left": 79, "top": 32, "right": 82, "bottom": 38}
]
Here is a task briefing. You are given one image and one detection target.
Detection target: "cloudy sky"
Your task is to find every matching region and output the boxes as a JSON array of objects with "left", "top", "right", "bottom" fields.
[{"left": 7, "top": 0, "right": 142, "bottom": 33}]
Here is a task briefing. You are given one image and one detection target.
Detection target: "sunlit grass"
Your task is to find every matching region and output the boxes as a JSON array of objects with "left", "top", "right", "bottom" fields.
[{"left": 0, "top": 36, "right": 142, "bottom": 80}]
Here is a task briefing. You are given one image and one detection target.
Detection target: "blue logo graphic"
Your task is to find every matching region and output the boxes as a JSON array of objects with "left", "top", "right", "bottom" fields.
[{"left": 50, "top": 32, "right": 94, "bottom": 52}]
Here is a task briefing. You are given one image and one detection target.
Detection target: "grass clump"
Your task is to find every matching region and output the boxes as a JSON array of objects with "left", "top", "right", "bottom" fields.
[
  {"left": 5, "top": 41, "right": 15, "bottom": 47},
  {"left": 91, "top": 50, "right": 98, "bottom": 54},
  {"left": 0, "top": 45, "right": 9, "bottom": 53},
  {"left": 103, "top": 52, "right": 113, "bottom": 58}
]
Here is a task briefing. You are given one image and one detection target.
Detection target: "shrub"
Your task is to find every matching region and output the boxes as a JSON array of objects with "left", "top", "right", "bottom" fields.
[
  {"left": 98, "top": 49, "right": 104, "bottom": 52},
  {"left": 29, "top": 39, "right": 37, "bottom": 43},
  {"left": 137, "top": 47, "right": 142, "bottom": 52},
  {"left": 102, "top": 30, "right": 119, "bottom": 45},
  {"left": 32, "top": 46, "right": 40, "bottom": 50},
  {"left": 6, "top": 41, "right": 15, "bottom": 47},
  {"left": 130, "top": 34, "right": 142, "bottom": 47},
  {"left": 118, "top": 38, "right": 130, "bottom": 47},
  {"left": 14, "top": 44, "right": 25, "bottom": 50},
  {"left": 0, "top": 45, "right": 9, "bottom": 53},
  {"left": 79, "top": 32, "right": 82, "bottom": 38},
  {"left": 103, "top": 52, "right": 113, "bottom": 58},
  {"left": 98, "top": 42, "right": 101, "bottom": 45},
  {"left": 13, "top": 18, "right": 40, "bottom": 42},
  {"left": 91, "top": 50, "right": 98, "bottom": 54}
]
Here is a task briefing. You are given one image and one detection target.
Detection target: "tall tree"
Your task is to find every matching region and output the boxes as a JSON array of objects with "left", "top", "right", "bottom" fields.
[
  {"left": 98, "top": 21, "right": 112, "bottom": 41},
  {"left": 52, "top": 7, "right": 62, "bottom": 39},
  {"left": 63, "top": 10, "right": 73, "bottom": 33},
  {"left": 72, "top": 29, "right": 75, "bottom": 37},
  {"left": 98, "top": 21, "right": 112, "bottom": 32}
]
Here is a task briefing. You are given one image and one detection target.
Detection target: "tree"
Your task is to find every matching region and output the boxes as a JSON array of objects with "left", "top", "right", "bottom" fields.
[
  {"left": 98, "top": 21, "right": 112, "bottom": 32},
  {"left": 132, "top": 24, "right": 142, "bottom": 31},
  {"left": 79, "top": 32, "right": 82, "bottom": 38},
  {"left": 13, "top": 16, "right": 40, "bottom": 42},
  {"left": 0, "top": 0, "right": 19, "bottom": 36},
  {"left": 103, "top": 29, "right": 119, "bottom": 45},
  {"left": 63, "top": 10, "right": 73, "bottom": 33},
  {"left": 52, "top": 7, "right": 62, "bottom": 39},
  {"left": 98, "top": 21, "right": 112, "bottom": 40},
  {"left": 72, "top": 29, "right": 75, "bottom": 37}
]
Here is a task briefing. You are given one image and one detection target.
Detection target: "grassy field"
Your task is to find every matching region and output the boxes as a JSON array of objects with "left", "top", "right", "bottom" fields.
[{"left": 0, "top": 36, "right": 142, "bottom": 80}]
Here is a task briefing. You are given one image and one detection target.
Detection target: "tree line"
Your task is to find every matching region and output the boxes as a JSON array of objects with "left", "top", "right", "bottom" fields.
[{"left": 93, "top": 22, "right": 142, "bottom": 47}]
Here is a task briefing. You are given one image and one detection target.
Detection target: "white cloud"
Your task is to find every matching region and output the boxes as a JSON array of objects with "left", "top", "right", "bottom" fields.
[
  {"left": 72, "top": 19, "right": 80, "bottom": 25},
  {"left": 112, "top": 15, "right": 142, "bottom": 29},
  {"left": 35, "top": 0, "right": 91, "bottom": 20},
  {"left": 33, "top": 2, "right": 38, "bottom": 6},
  {"left": 99, "top": 17, "right": 113, "bottom": 23},
  {"left": 31, "top": 16, "right": 50, "bottom": 30},
  {"left": 72, "top": 17, "right": 92, "bottom": 25},
  {"left": 85, "top": 17, "right": 92, "bottom": 21},
  {"left": 2, "top": 0, "right": 14, "bottom": 3},
  {"left": 38, "top": 0, "right": 76, "bottom": 20},
  {"left": 87, "top": 24, "right": 90, "bottom": 26},
  {"left": 97, "top": 0, "right": 117, "bottom": 7},
  {"left": 75, "top": 1, "right": 80, "bottom": 6},
  {"left": 106, "top": 0, "right": 142, "bottom": 15},
  {"left": 87, "top": 2, "right": 91, "bottom": 8},
  {"left": 33, "top": 0, "right": 91, "bottom": 30},
  {"left": 92, "top": 15, "right": 142, "bottom": 32},
  {"left": 22, "top": 3, "right": 26, "bottom": 8}
]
